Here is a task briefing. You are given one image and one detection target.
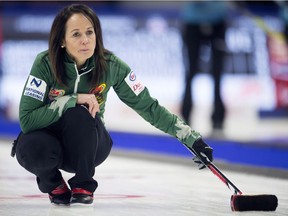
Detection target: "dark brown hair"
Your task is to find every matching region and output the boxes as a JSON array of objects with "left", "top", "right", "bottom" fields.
[{"left": 49, "top": 4, "right": 109, "bottom": 86}]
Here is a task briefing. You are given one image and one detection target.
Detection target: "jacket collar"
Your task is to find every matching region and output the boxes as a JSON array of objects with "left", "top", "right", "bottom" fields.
[{"left": 63, "top": 51, "right": 95, "bottom": 74}]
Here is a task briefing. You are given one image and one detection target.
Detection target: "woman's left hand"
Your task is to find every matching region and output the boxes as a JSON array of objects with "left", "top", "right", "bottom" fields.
[{"left": 76, "top": 94, "right": 99, "bottom": 118}]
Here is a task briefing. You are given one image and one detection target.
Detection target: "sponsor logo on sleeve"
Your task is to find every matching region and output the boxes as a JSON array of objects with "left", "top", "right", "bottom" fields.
[
  {"left": 24, "top": 75, "right": 47, "bottom": 102},
  {"left": 124, "top": 71, "right": 145, "bottom": 96}
]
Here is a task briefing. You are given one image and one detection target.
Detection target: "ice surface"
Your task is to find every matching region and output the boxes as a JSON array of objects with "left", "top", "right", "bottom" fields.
[{"left": 0, "top": 140, "right": 287, "bottom": 216}]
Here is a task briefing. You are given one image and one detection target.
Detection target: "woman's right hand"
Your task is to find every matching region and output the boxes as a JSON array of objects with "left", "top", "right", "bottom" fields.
[{"left": 76, "top": 94, "right": 99, "bottom": 118}]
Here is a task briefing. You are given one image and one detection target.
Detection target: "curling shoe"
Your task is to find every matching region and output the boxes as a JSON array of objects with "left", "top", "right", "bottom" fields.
[
  {"left": 49, "top": 179, "right": 71, "bottom": 205},
  {"left": 70, "top": 188, "right": 94, "bottom": 206}
]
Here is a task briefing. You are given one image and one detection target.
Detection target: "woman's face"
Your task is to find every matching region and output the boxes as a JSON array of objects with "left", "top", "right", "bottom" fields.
[{"left": 63, "top": 13, "right": 96, "bottom": 68}]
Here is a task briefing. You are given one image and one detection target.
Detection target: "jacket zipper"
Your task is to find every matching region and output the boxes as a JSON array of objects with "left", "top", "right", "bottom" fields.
[{"left": 73, "top": 63, "right": 94, "bottom": 93}]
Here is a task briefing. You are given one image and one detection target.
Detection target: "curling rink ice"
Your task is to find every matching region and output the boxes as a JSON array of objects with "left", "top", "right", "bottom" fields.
[{"left": 0, "top": 140, "right": 287, "bottom": 216}]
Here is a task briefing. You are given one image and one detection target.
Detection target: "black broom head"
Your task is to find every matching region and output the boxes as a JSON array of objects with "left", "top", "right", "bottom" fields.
[{"left": 231, "top": 194, "right": 278, "bottom": 211}]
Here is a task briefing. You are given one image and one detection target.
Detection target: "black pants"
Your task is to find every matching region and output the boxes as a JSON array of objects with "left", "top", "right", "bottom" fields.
[
  {"left": 15, "top": 105, "right": 113, "bottom": 193},
  {"left": 181, "top": 21, "right": 226, "bottom": 129}
]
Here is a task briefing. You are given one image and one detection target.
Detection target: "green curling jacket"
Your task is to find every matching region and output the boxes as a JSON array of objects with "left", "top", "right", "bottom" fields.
[{"left": 19, "top": 50, "right": 201, "bottom": 148}]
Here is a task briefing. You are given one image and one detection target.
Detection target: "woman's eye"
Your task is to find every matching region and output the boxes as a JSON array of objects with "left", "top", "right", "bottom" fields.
[
  {"left": 73, "top": 32, "right": 80, "bottom": 37},
  {"left": 87, "top": 30, "right": 94, "bottom": 35}
]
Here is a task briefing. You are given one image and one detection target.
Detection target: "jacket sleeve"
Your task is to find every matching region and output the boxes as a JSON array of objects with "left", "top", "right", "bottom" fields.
[
  {"left": 19, "top": 54, "right": 77, "bottom": 134},
  {"left": 110, "top": 56, "right": 201, "bottom": 148}
]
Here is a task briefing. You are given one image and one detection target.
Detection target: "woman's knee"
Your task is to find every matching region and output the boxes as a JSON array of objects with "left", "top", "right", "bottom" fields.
[
  {"left": 62, "top": 106, "right": 97, "bottom": 143},
  {"left": 63, "top": 105, "right": 94, "bottom": 126}
]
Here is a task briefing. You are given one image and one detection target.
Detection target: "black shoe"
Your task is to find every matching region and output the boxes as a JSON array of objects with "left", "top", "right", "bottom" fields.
[
  {"left": 70, "top": 188, "right": 93, "bottom": 206},
  {"left": 49, "top": 179, "right": 71, "bottom": 205}
]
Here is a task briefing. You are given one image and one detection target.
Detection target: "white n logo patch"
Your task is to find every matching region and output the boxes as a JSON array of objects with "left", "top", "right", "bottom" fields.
[{"left": 24, "top": 75, "right": 47, "bottom": 102}]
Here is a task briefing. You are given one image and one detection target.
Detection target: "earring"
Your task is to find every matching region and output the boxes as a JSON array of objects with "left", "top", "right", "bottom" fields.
[{"left": 61, "top": 45, "right": 65, "bottom": 48}]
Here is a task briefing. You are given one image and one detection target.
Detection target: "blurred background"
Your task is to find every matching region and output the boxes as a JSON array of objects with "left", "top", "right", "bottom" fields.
[{"left": 0, "top": 1, "right": 287, "bottom": 177}]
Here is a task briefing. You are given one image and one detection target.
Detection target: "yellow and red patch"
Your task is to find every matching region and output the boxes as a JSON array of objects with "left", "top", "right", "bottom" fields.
[{"left": 89, "top": 83, "right": 106, "bottom": 105}]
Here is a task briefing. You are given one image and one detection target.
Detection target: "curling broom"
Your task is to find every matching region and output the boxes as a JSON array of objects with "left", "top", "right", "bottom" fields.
[{"left": 187, "top": 146, "right": 278, "bottom": 212}]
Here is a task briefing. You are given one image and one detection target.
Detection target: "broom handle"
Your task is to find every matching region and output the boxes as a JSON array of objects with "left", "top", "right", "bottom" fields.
[
  {"left": 207, "top": 163, "right": 243, "bottom": 195},
  {"left": 186, "top": 145, "right": 243, "bottom": 195}
]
